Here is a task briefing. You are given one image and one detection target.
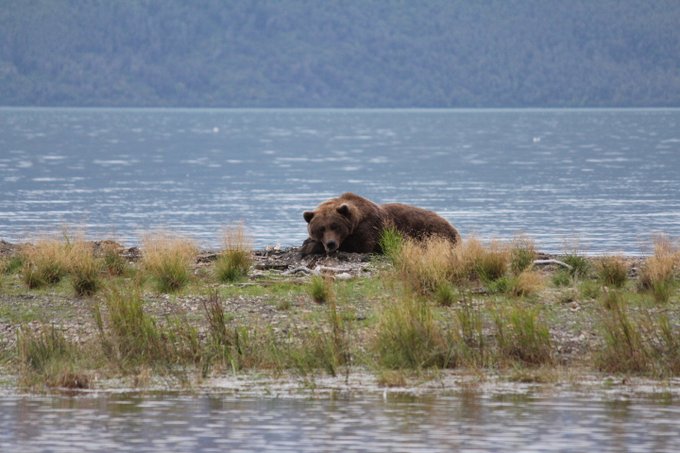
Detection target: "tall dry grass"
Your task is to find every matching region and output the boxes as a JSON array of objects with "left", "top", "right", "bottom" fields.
[
  {"left": 638, "top": 236, "right": 678, "bottom": 303},
  {"left": 20, "top": 238, "right": 70, "bottom": 288},
  {"left": 141, "top": 233, "right": 198, "bottom": 292},
  {"left": 474, "top": 240, "right": 510, "bottom": 282},
  {"left": 68, "top": 239, "right": 102, "bottom": 296},
  {"left": 449, "top": 236, "right": 488, "bottom": 282},
  {"left": 393, "top": 236, "right": 518, "bottom": 297},
  {"left": 510, "top": 270, "right": 545, "bottom": 297},
  {"left": 395, "top": 236, "right": 457, "bottom": 293}
]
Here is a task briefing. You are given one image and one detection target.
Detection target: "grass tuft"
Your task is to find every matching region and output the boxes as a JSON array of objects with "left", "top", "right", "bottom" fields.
[
  {"left": 378, "top": 226, "right": 404, "bottom": 264},
  {"left": 510, "top": 270, "right": 544, "bottom": 297},
  {"left": 68, "top": 240, "right": 102, "bottom": 296},
  {"left": 562, "top": 253, "right": 590, "bottom": 279},
  {"left": 595, "top": 255, "right": 628, "bottom": 288},
  {"left": 596, "top": 293, "right": 650, "bottom": 374},
  {"left": 215, "top": 225, "right": 253, "bottom": 283},
  {"left": 394, "top": 236, "right": 457, "bottom": 294},
  {"left": 141, "top": 233, "right": 197, "bottom": 292},
  {"left": 20, "top": 239, "right": 69, "bottom": 289},
  {"left": 1, "top": 255, "right": 23, "bottom": 275},
  {"left": 306, "top": 297, "right": 351, "bottom": 376},
  {"left": 474, "top": 240, "right": 509, "bottom": 282},
  {"left": 638, "top": 236, "right": 677, "bottom": 303},
  {"left": 600, "top": 287, "right": 622, "bottom": 310},
  {"left": 99, "top": 241, "right": 128, "bottom": 276},
  {"left": 374, "top": 293, "right": 453, "bottom": 369},
  {"left": 510, "top": 236, "right": 536, "bottom": 275},
  {"left": 95, "top": 285, "right": 167, "bottom": 366},
  {"left": 17, "top": 325, "right": 90, "bottom": 389},
  {"left": 654, "top": 313, "right": 680, "bottom": 376},
  {"left": 580, "top": 279, "right": 601, "bottom": 300},
  {"left": 449, "top": 237, "right": 486, "bottom": 282},
  {"left": 552, "top": 269, "right": 572, "bottom": 287},
  {"left": 308, "top": 275, "right": 333, "bottom": 303},
  {"left": 434, "top": 282, "right": 458, "bottom": 306},
  {"left": 494, "top": 303, "right": 552, "bottom": 366},
  {"left": 454, "top": 301, "right": 487, "bottom": 367}
]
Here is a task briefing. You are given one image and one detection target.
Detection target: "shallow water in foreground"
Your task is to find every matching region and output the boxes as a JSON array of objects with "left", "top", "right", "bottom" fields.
[
  {"left": 1, "top": 388, "right": 678, "bottom": 452},
  {"left": 2, "top": 108, "right": 679, "bottom": 254}
]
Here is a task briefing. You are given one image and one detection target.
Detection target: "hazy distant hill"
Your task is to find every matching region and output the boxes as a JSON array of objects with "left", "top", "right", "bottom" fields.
[{"left": 1, "top": 0, "right": 679, "bottom": 107}]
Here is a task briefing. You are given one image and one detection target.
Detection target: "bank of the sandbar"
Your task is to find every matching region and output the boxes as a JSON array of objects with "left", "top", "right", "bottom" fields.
[{"left": 0, "top": 236, "right": 678, "bottom": 395}]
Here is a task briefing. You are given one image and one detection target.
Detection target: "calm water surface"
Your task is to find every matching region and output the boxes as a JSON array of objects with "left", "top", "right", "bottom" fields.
[
  {"left": 1, "top": 108, "right": 679, "bottom": 253},
  {"left": 1, "top": 392, "right": 679, "bottom": 452}
]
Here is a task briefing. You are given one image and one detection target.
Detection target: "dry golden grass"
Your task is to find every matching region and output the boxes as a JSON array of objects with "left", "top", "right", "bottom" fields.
[
  {"left": 473, "top": 240, "right": 510, "bottom": 282},
  {"left": 511, "top": 270, "right": 545, "bottom": 297},
  {"left": 222, "top": 223, "right": 252, "bottom": 252},
  {"left": 448, "top": 236, "right": 484, "bottom": 282},
  {"left": 638, "top": 236, "right": 678, "bottom": 302},
  {"left": 394, "top": 236, "right": 514, "bottom": 293},
  {"left": 395, "top": 236, "right": 457, "bottom": 293},
  {"left": 20, "top": 238, "right": 70, "bottom": 288},
  {"left": 67, "top": 239, "right": 101, "bottom": 296},
  {"left": 141, "top": 232, "right": 198, "bottom": 292}
]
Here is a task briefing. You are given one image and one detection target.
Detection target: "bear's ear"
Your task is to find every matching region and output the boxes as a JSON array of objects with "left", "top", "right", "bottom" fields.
[
  {"left": 303, "top": 211, "right": 315, "bottom": 223},
  {"left": 336, "top": 204, "right": 351, "bottom": 218}
]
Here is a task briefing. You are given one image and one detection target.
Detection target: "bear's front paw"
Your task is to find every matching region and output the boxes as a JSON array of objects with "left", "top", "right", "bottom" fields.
[{"left": 299, "top": 238, "right": 325, "bottom": 257}]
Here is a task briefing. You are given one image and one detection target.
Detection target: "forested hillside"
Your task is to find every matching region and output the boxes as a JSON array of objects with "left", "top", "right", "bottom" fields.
[{"left": 1, "top": 0, "right": 679, "bottom": 107}]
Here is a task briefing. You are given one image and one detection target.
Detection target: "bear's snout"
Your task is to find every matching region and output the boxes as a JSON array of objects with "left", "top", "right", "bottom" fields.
[{"left": 324, "top": 239, "right": 338, "bottom": 253}]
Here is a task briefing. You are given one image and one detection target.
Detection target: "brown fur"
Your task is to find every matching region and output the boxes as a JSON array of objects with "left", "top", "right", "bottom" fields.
[{"left": 300, "top": 192, "right": 459, "bottom": 256}]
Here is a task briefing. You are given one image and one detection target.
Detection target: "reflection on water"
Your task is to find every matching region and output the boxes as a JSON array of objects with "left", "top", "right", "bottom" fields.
[
  {"left": 1, "top": 108, "right": 679, "bottom": 254},
  {"left": 1, "top": 392, "right": 679, "bottom": 452}
]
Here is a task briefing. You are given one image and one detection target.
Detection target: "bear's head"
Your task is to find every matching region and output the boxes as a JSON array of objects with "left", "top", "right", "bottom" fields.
[{"left": 303, "top": 204, "right": 353, "bottom": 253}]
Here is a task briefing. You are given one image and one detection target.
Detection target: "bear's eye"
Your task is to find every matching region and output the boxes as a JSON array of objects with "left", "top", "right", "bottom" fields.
[{"left": 329, "top": 224, "right": 338, "bottom": 231}]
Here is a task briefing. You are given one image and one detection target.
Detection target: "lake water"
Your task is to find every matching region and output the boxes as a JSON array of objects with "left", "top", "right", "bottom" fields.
[
  {"left": 3, "top": 108, "right": 680, "bottom": 451},
  {"left": 1, "top": 108, "right": 679, "bottom": 254},
  {"left": 1, "top": 390, "right": 679, "bottom": 452}
]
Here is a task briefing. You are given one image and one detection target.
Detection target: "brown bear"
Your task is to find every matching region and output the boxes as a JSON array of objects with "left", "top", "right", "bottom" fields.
[{"left": 300, "top": 192, "right": 460, "bottom": 256}]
